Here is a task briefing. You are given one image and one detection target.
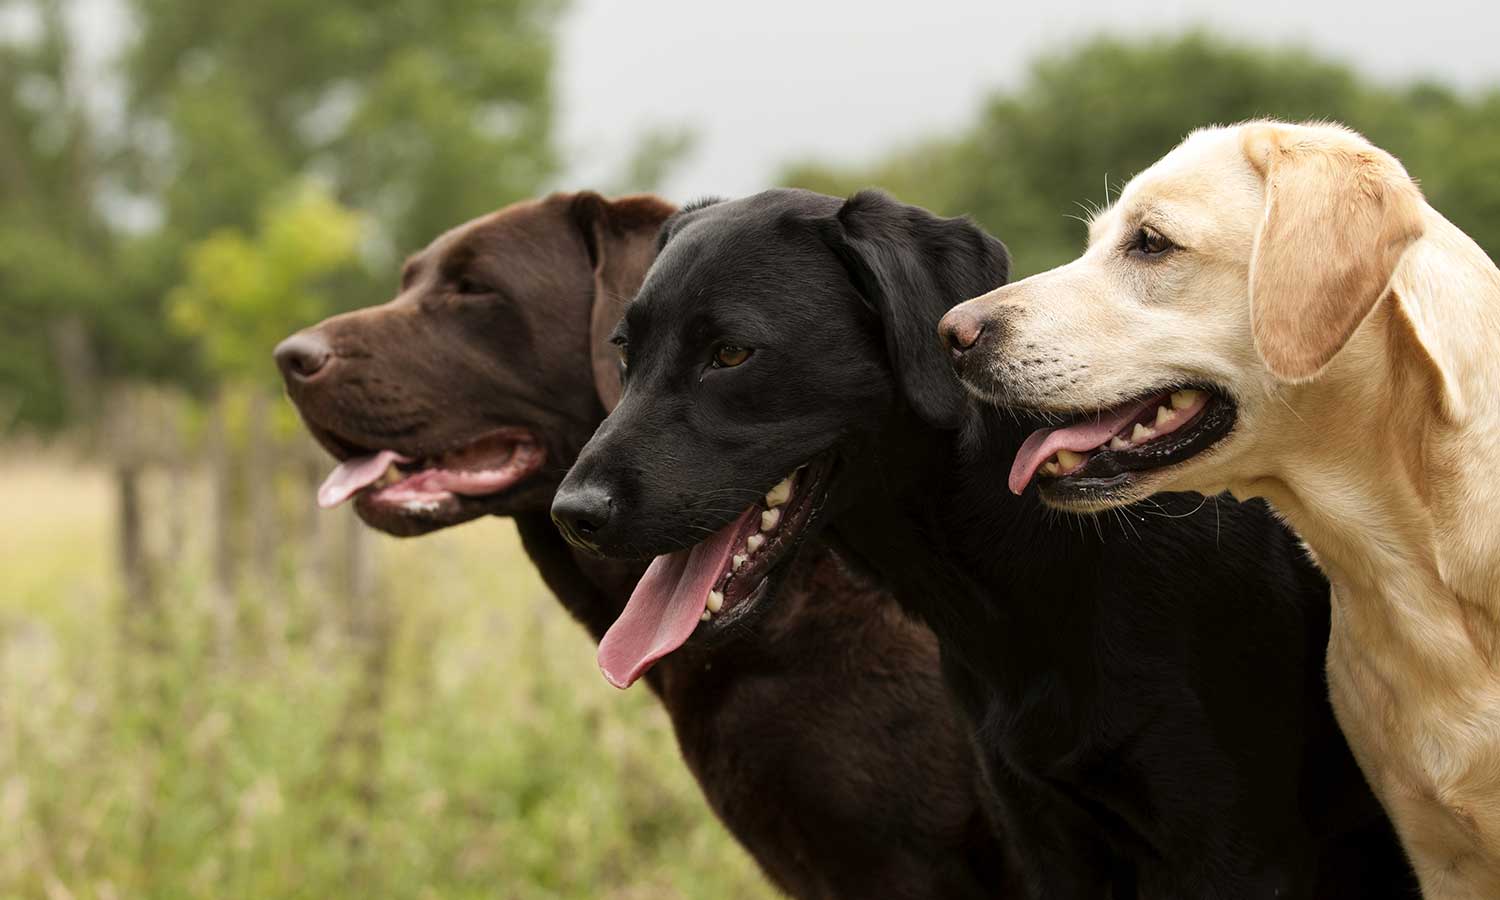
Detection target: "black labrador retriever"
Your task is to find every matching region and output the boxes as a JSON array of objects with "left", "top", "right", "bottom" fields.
[
  {"left": 552, "top": 189, "right": 1417, "bottom": 898},
  {"left": 275, "top": 192, "right": 1012, "bottom": 899}
]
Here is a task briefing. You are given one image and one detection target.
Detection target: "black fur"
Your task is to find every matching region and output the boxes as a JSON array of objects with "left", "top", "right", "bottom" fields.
[
  {"left": 279, "top": 192, "right": 1014, "bottom": 899},
  {"left": 555, "top": 188, "right": 1417, "bottom": 899}
]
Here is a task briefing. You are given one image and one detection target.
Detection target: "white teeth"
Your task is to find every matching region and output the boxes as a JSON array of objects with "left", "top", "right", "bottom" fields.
[
  {"left": 700, "top": 609, "right": 712, "bottom": 622},
  {"left": 765, "top": 476, "right": 793, "bottom": 508},
  {"left": 747, "top": 534, "right": 765, "bottom": 554},
  {"left": 1041, "top": 460, "right": 1061, "bottom": 476},
  {"left": 1109, "top": 436, "right": 1131, "bottom": 451},
  {"left": 1132, "top": 423, "right": 1156, "bottom": 442},
  {"left": 732, "top": 554, "right": 747, "bottom": 571},
  {"left": 1056, "top": 449, "right": 1085, "bottom": 471},
  {"left": 1155, "top": 405, "right": 1174, "bottom": 428},
  {"left": 707, "top": 590, "right": 724, "bottom": 613},
  {"left": 1170, "top": 389, "right": 1202, "bottom": 411},
  {"left": 760, "top": 508, "right": 781, "bottom": 531}
]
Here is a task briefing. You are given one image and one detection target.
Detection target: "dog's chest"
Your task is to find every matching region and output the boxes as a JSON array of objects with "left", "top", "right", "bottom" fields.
[
  {"left": 959, "top": 661, "right": 1137, "bottom": 796},
  {"left": 1326, "top": 576, "right": 1500, "bottom": 853}
]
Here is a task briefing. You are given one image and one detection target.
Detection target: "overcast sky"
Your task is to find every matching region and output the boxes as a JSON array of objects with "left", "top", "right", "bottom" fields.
[{"left": 555, "top": 0, "right": 1499, "bottom": 200}]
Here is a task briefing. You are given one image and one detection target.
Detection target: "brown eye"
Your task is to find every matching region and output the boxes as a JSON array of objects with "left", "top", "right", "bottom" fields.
[
  {"left": 1130, "top": 226, "right": 1174, "bottom": 258},
  {"left": 712, "top": 345, "right": 752, "bottom": 368},
  {"left": 455, "top": 276, "right": 489, "bottom": 295},
  {"left": 616, "top": 343, "right": 628, "bottom": 371}
]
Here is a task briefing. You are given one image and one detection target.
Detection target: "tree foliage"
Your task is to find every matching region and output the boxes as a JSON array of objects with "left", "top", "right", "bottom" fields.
[
  {"left": 122, "top": 0, "right": 563, "bottom": 252},
  {"left": 785, "top": 32, "right": 1500, "bottom": 276},
  {"left": 169, "top": 184, "right": 362, "bottom": 383},
  {"left": 0, "top": 0, "right": 565, "bottom": 429}
]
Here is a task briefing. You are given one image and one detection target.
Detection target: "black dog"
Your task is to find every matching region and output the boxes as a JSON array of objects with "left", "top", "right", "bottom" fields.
[
  {"left": 553, "top": 189, "right": 1416, "bottom": 898},
  {"left": 277, "top": 192, "right": 1012, "bottom": 899}
]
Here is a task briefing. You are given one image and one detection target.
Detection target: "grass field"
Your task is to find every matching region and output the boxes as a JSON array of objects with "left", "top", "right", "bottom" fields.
[{"left": 0, "top": 454, "right": 776, "bottom": 899}]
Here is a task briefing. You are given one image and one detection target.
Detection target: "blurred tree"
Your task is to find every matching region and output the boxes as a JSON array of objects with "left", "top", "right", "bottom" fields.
[
  {"left": 168, "top": 184, "right": 362, "bottom": 384},
  {"left": 165, "top": 184, "right": 366, "bottom": 639},
  {"left": 122, "top": 0, "right": 563, "bottom": 257},
  {"left": 0, "top": 0, "right": 117, "bottom": 427},
  {"left": 784, "top": 32, "right": 1500, "bottom": 276},
  {"left": 0, "top": 0, "right": 566, "bottom": 432}
]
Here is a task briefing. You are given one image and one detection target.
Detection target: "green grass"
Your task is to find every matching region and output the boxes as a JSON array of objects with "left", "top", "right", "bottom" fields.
[{"left": 0, "top": 454, "right": 775, "bottom": 899}]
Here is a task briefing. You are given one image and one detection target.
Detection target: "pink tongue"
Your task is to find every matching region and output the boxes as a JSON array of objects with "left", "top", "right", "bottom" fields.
[
  {"left": 597, "top": 506, "right": 759, "bottom": 689},
  {"left": 317, "top": 450, "right": 411, "bottom": 509},
  {"left": 1008, "top": 398, "right": 1156, "bottom": 495}
]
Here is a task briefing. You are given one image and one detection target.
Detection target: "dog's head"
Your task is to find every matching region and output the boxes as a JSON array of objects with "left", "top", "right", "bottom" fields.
[
  {"left": 551, "top": 188, "right": 1009, "bottom": 687},
  {"left": 939, "top": 120, "right": 1426, "bottom": 512},
  {"left": 275, "top": 191, "right": 674, "bottom": 536}
]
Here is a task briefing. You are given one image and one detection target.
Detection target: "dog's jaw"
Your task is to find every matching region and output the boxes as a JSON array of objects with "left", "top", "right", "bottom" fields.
[
  {"left": 1032, "top": 396, "right": 1243, "bottom": 513},
  {"left": 593, "top": 454, "right": 839, "bottom": 688}
]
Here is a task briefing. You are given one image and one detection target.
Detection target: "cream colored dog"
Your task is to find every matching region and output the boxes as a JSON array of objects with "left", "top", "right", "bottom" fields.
[{"left": 938, "top": 120, "right": 1500, "bottom": 898}]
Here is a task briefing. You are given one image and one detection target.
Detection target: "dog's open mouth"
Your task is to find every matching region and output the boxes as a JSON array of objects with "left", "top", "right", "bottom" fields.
[
  {"left": 1009, "top": 387, "right": 1237, "bottom": 498},
  {"left": 596, "top": 456, "right": 835, "bottom": 689},
  {"left": 315, "top": 427, "right": 546, "bottom": 514}
]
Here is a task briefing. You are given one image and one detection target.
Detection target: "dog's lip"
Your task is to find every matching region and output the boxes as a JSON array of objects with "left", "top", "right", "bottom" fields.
[
  {"left": 697, "top": 454, "right": 836, "bottom": 630},
  {"left": 304, "top": 419, "right": 538, "bottom": 466},
  {"left": 1028, "top": 386, "right": 1239, "bottom": 497},
  {"left": 312, "top": 425, "right": 548, "bottom": 514}
]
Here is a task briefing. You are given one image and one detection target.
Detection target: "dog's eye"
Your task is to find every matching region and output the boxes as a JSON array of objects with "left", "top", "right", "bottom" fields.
[
  {"left": 711, "top": 345, "right": 752, "bottom": 369},
  {"left": 1128, "top": 226, "right": 1174, "bottom": 258},
  {"left": 616, "top": 343, "right": 628, "bottom": 372},
  {"left": 454, "top": 276, "right": 490, "bottom": 295}
]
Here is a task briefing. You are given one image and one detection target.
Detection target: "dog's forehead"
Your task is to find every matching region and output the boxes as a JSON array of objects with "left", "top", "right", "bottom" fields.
[
  {"left": 401, "top": 209, "right": 502, "bottom": 285},
  {"left": 396, "top": 199, "right": 583, "bottom": 314},
  {"left": 1092, "top": 126, "right": 1260, "bottom": 246},
  {"left": 426, "top": 196, "right": 568, "bottom": 263},
  {"left": 632, "top": 218, "right": 801, "bottom": 319}
]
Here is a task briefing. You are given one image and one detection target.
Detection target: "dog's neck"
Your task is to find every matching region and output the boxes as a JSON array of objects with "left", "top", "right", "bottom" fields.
[
  {"left": 1232, "top": 213, "right": 1500, "bottom": 672},
  {"left": 827, "top": 404, "right": 1099, "bottom": 681}
]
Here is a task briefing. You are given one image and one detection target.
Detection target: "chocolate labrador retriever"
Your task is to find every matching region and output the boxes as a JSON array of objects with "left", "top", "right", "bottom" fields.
[
  {"left": 274, "top": 192, "right": 1011, "bottom": 899},
  {"left": 552, "top": 189, "right": 1416, "bottom": 898}
]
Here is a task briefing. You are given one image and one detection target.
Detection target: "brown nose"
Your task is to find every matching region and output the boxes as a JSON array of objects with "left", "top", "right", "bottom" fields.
[
  {"left": 939, "top": 305, "right": 988, "bottom": 360},
  {"left": 274, "top": 330, "right": 333, "bottom": 382}
]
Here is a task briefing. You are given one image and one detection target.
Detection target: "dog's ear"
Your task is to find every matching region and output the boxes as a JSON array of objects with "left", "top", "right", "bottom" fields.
[
  {"left": 655, "top": 195, "right": 726, "bottom": 253},
  {"left": 569, "top": 192, "right": 677, "bottom": 410},
  {"left": 816, "top": 190, "right": 1010, "bottom": 429},
  {"left": 1242, "top": 123, "right": 1426, "bottom": 382}
]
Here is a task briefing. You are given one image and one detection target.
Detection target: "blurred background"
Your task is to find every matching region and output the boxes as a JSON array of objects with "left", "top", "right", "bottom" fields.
[{"left": 3, "top": 0, "right": 1498, "bottom": 896}]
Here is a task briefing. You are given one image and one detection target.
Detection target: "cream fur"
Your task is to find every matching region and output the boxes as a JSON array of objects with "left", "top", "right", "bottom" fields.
[{"left": 951, "top": 120, "right": 1500, "bottom": 898}]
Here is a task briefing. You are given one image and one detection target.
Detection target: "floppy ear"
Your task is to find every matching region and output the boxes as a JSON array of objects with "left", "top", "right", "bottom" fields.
[
  {"left": 1243, "top": 124, "right": 1426, "bottom": 382},
  {"left": 816, "top": 190, "right": 1010, "bottom": 429},
  {"left": 569, "top": 192, "right": 677, "bottom": 410}
]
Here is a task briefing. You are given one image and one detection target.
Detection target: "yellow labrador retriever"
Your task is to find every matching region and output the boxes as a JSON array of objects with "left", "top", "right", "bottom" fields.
[{"left": 938, "top": 120, "right": 1500, "bottom": 898}]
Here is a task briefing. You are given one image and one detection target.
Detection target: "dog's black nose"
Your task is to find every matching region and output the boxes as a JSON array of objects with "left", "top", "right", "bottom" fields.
[
  {"left": 274, "top": 331, "right": 334, "bottom": 382},
  {"left": 939, "top": 306, "right": 987, "bottom": 360},
  {"left": 551, "top": 485, "right": 614, "bottom": 549}
]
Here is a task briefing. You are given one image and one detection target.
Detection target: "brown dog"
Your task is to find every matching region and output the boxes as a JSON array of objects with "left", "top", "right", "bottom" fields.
[
  {"left": 941, "top": 121, "right": 1500, "bottom": 897},
  {"left": 275, "top": 193, "right": 1012, "bottom": 899}
]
